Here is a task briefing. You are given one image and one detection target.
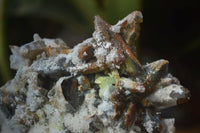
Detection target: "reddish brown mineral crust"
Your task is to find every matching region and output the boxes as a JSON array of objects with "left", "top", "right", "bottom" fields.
[
  {"left": 143, "top": 60, "right": 169, "bottom": 94},
  {"left": 78, "top": 45, "right": 94, "bottom": 61},
  {"left": 69, "top": 62, "right": 107, "bottom": 74},
  {"left": 124, "top": 102, "right": 136, "bottom": 128},
  {"left": 113, "top": 11, "right": 143, "bottom": 47},
  {"left": 95, "top": 15, "right": 144, "bottom": 72},
  {"left": 44, "top": 47, "right": 72, "bottom": 56},
  {"left": 69, "top": 15, "right": 143, "bottom": 75},
  {"left": 111, "top": 89, "right": 126, "bottom": 119}
]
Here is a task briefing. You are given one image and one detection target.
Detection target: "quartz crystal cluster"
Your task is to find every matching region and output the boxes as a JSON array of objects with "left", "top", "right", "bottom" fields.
[{"left": 0, "top": 11, "right": 190, "bottom": 133}]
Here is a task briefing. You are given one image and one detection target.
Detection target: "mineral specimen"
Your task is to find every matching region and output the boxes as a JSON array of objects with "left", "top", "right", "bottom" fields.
[{"left": 0, "top": 11, "right": 190, "bottom": 133}]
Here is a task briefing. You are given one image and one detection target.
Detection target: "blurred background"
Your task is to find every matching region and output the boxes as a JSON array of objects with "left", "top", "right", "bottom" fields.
[{"left": 0, "top": 0, "right": 199, "bottom": 132}]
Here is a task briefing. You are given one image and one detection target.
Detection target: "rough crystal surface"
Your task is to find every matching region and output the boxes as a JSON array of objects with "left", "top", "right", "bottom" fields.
[{"left": 0, "top": 11, "right": 190, "bottom": 133}]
